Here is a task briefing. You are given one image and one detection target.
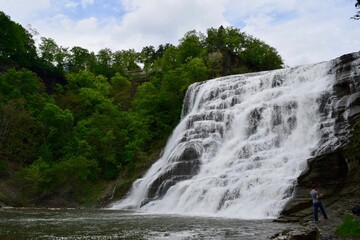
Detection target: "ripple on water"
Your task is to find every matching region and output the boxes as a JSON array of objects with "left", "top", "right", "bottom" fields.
[{"left": 0, "top": 208, "right": 302, "bottom": 240}]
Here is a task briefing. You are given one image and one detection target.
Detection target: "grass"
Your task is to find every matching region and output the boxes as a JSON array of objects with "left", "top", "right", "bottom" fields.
[{"left": 336, "top": 215, "right": 360, "bottom": 238}]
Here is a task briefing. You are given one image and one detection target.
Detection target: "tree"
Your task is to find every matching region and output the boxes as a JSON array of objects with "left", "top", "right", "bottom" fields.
[
  {"left": 0, "top": 99, "right": 42, "bottom": 165},
  {"left": 66, "top": 70, "right": 96, "bottom": 90},
  {"left": 110, "top": 73, "right": 132, "bottom": 110},
  {"left": 158, "top": 45, "right": 179, "bottom": 72},
  {"left": 67, "top": 46, "right": 93, "bottom": 72},
  {"left": 205, "top": 26, "right": 247, "bottom": 75},
  {"left": 203, "top": 26, "right": 283, "bottom": 74},
  {"left": 38, "top": 37, "right": 69, "bottom": 72},
  {"left": 242, "top": 36, "right": 283, "bottom": 71},
  {"left": 0, "top": 68, "right": 51, "bottom": 114},
  {"left": 38, "top": 103, "right": 74, "bottom": 160},
  {"left": 18, "top": 155, "right": 98, "bottom": 201},
  {"left": 184, "top": 57, "right": 209, "bottom": 84},
  {"left": 38, "top": 37, "right": 60, "bottom": 66},
  {"left": 353, "top": 0, "right": 360, "bottom": 20},
  {"left": 112, "top": 49, "right": 141, "bottom": 75},
  {"left": 156, "top": 44, "right": 172, "bottom": 58},
  {"left": 74, "top": 116, "right": 122, "bottom": 180},
  {"left": 177, "top": 30, "right": 204, "bottom": 64},
  {"left": 206, "top": 26, "right": 226, "bottom": 51},
  {"left": 35, "top": 37, "right": 68, "bottom": 91},
  {"left": 0, "top": 69, "right": 43, "bottom": 99},
  {"left": 139, "top": 44, "right": 173, "bottom": 74},
  {"left": 0, "top": 11, "right": 37, "bottom": 70},
  {"left": 94, "top": 48, "right": 113, "bottom": 78},
  {"left": 140, "top": 46, "right": 157, "bottom": 73},
  {"left": 206, "top": 50, "right": 224, "bottom": 77}
]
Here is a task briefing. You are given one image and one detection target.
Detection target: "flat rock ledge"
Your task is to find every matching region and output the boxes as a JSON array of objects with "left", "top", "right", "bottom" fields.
[
  {"left": 270, "top": 226, "right": 319, "bottom": 240},
  {"left": 273, "top": 195, "right": 360, "bottom": 240}
]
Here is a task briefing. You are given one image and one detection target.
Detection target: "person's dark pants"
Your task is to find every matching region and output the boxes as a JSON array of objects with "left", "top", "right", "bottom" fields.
[{"left": 313, "top": 201, "right": 328, "bottom": 222}]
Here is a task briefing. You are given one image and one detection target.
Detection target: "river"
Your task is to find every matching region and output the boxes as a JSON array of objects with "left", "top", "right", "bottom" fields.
[{"left": 0, "top": 208, "right": 302, "bottom": 239}]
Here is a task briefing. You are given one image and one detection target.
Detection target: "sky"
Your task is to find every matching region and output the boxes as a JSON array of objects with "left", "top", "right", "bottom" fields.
[{"left": 0, "top": 0, "right": 359, "bottom": 67}]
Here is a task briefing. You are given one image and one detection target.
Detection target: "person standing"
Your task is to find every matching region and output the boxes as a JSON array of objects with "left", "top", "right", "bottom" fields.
[{"left": 310, "top": 183, "right": 328, "bottom": 223}]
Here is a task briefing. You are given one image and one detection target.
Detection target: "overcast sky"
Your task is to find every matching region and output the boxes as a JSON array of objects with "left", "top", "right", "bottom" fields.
[{"left": 0, "top": 0, "right": 359, "bottom": 66}]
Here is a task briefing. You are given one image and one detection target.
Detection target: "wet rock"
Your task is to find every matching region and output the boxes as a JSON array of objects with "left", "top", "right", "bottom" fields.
[
  {"left": 145, "top": 143, "right": 202, "bottom": 201},
  {"left": 277, "top": 52, "right": 360, "bottom": 240},
  {"left": 281, "top": 149, "right": 348, "bottom": 219},
  {"left": 146, "top": 160, "right": 200, "bottom": 199},
  {"left": 270, "top": 226, "right": 319, "bottom": 240},
  {"left": 343, "top": 106, "right": 360, "bottom": 123},
  {"left": 272, "top": 74, "right": 284, "bottom": 88},
  {"left": 140, "top": 198, "right": 152, "bottom": 208}
]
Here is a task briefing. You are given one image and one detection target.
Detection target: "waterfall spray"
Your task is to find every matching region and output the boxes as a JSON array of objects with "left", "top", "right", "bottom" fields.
[{"left": 111, "top": 61, "right": 338, "bottom": 219}]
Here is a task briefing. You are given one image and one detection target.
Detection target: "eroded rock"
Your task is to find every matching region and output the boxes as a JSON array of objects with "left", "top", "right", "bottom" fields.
[
  {"left": 281, "top": 52, "right": 360, "bottom": 221},
  {"left": 270, "top": 226, "right": 319, "bottom": 240}
]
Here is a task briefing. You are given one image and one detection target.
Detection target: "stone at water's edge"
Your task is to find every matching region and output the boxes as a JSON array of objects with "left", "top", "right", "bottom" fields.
[
  {"left": 146, "top": 143, "right": 201, "bottom": 199},
  {"left": 270, "top": 226, "right": 319, "bottom": 240},
  {"left": 280, "top": 52, "right": 360, "bottom": 220}
]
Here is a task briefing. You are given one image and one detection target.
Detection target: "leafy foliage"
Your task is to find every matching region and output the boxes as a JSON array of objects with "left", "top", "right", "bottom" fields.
[
  {"left": 336, "top": 215, "right": 360, "bottom": 238},
  {"left": 0, "top": 12, "right": 37, "bottom": 70}
]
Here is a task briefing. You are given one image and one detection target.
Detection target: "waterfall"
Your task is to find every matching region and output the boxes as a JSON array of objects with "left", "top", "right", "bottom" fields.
[{"left": 111, "top": 60, "right": 338, "bottom": 219}]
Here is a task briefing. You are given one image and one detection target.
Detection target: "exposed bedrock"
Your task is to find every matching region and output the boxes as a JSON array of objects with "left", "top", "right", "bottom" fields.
[
  {"left": 145, "top": 143, "right": 201, "bottom": 202},
  {"left": 280, "top": 52, "right": 360, "bottom": 220}
]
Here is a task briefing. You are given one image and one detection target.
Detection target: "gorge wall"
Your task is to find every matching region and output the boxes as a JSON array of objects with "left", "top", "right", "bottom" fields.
[{"left": 281, "top": 52, "right": 360, "bottom": 220}]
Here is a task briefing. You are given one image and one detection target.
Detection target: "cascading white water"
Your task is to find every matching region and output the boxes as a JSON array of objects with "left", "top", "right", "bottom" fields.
[{"left": 111, "top": 61, "right": 338, "bottom": 219}]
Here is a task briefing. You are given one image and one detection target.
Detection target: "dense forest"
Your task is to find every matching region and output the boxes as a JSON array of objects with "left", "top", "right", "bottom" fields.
[{"left": 0, "top": 11, "right": 284, "bottom": 206}]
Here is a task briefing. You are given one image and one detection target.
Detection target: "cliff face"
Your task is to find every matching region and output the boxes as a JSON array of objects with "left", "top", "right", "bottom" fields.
[{"left": 281, "top": 52, "right": 360, "bottom": 221}]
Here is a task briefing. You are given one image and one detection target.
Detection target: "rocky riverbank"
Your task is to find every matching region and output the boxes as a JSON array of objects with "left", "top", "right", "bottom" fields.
[{"left": 273, "top": 195, "right": 359, "bottom": 240}]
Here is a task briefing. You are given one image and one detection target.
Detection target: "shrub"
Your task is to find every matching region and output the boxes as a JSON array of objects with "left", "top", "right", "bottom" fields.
[{"left": 336, "top": 215, "right": 360, "bottom": 238}]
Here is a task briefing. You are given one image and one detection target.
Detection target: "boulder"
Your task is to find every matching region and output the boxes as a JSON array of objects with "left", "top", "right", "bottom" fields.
[
  {"left": 270, "top": 226, "right": 319, "bottom": 240},
  {"left": 144, "top": 143, "right": 202, "bottom": 202}
]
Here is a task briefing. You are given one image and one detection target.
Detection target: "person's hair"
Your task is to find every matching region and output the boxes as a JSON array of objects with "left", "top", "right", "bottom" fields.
[{"left": 311, "top": 183, "right": 318, "bottom": 189}]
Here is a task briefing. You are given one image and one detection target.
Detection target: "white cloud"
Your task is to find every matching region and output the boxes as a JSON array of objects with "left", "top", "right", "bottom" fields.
[
  {"left": 32, "top": 14, "right": 109, "bottom": 50},
  {"left": 0, "top": 0, "right": 50, "bottom": 20},
  {"left": 234, "top": 0, "right": 360, "bottom": 66},
  {"left": 0, "top": 0, "right": 359, "bottom": 66},
  {"left": 224, "top": 0, "right": 299, "bottom": 20},
  {"left": 113, "top": 0, "right": 228, "bottom": 50},
  {"left": 35, "top": 0, "right": 228, "bottom": 53},
  {"left": 75, "top": 17, "right": 98, "bottom": 31},
  {"left": 81, "top": 0, "right": 94, "bottom": 8},
  {"left": 64, "top": 0, "right": 78, "bottom": 9}
]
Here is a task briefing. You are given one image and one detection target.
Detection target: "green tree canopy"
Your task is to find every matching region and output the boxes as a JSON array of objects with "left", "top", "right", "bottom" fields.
[{"left": 0, "top": 12, "right": 37, "bottom": 70}]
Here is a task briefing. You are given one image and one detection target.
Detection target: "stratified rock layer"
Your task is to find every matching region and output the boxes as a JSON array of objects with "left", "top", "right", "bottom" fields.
[{"left": 280, "top": 52, "right": 360, "bottom": 221}]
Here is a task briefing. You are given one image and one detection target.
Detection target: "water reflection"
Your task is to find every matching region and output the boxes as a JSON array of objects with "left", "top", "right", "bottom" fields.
[{"left": 0, "top": 208, "right": 300, "bottom": 239}]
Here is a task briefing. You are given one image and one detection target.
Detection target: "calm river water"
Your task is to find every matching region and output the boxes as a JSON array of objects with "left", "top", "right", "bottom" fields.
[{"left": 0, "top": 208, "right": 300, "bottom": 239}]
